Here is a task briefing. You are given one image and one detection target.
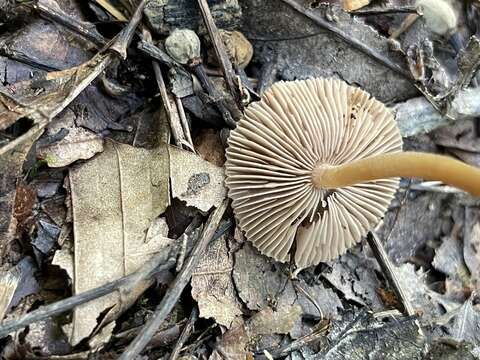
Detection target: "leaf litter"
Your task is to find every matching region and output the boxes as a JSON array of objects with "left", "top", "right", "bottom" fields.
[{"left": 1, "top": 0, "right": 480, "bottom": 358}]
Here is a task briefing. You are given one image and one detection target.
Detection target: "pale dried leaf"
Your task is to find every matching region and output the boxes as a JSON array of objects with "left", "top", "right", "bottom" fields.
[
  {"left": 0, "top": 272, "right": 19, "bottom": 321},
  {"left": 247, "top": 304, "right": 302, "bottom": 336},
  {"left": 169, "top": 146, "right": 226, "bottom": 212},
  {"left": 88, "top": 321, "right": 116, "bottom": 350},
  {"left": 464, "top": 208, "right": 480, "bottom": 287},
  {"left": 37, "top": 127, "right": 103, "bottom": 168},
  {"left": 52, "top": 246, "right": 74, "bottom": 280},
  {"left": 233, "top": 242, "right": 289, "bottom": 311},
  {"left": 68, "top": 140, "right": 171, "bottom": 345},
  {"left": 191, "top": 234, "right": 242, "bottom": 327},
  {"left": 395, "top": 263, "right": 443, "bottom": 321}
]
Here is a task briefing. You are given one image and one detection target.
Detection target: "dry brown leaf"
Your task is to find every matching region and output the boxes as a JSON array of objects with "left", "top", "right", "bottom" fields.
[
  {"left": 37, "top": 110, "right": 103, "bottom": 167},
  {"left": 210, "top": 304, "right": 302, "bottom": 359},
  {"left": 0, "top": 135, "right": 41, "bottom": 262},
  {"left": 193, "top": 128, "right": 226, "bottom": 167},
  {"left": 169, "top": 145, "right": 226, "bottom": 212},
  {"left": 191, "top": 234, "right": 242, "bottom": 327},
  {"left": 68, "top": 139, "right": 171, "bottom": 345},
  {"left": 0, "top": 53, "right": 111, "bottom": 132},
  {"left": 343, "top": 0, "right": 371, "bottom": 12}
]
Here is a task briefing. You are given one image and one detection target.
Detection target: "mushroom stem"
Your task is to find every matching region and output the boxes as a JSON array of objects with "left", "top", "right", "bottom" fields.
[{"left": 312, "top": 151, "right": 480, "bottom": 196}]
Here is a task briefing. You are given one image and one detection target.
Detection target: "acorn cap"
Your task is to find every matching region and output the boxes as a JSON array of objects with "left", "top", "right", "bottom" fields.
[{"left": 225, "top": 78, "right": 402, "bottom": 268}]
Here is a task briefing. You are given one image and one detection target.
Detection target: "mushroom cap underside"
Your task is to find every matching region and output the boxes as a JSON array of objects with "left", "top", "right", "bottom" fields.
[{"left": 225, "top": 78, "right": 403, "bottom": 268}]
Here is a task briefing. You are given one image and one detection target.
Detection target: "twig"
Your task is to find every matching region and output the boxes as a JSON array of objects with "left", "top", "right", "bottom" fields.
[
  {"left": 196, "top": 0, "right": 241, "bottom": 109},
  {"left": 144, "top": 27, "right": 195, "bottom": 150},
  {"left": 168, "top": 307, "right": 199, "bottom": 360},
  {"left": 366, "top": 233, "right": 415, "bottom": 316},
  {"left": 352, "top": 5, "right": 419, "bottom": 15},
  {"left": 190, "top": 62, "right": 237, "bottom": 128},
  {"left": 261, "top": 320, "right": 330, "bottom": 358},
  {"left": 119, "top": 199, "right": 229, "bottom": 359},
  {"left": 34, "top": 1, "right": 107, "bottom": 48},
  {"left": 95, "top": 0, "right": 128, "bottom": 21},
  {"left": 367, "top": 232, "right": 427, "bottom": 347},
  {"left": 175, "top": 96, "right": 194, "bottom": 147},
  {"left": 293, "top": 281, "right": 324, "bottom": 320},
  {"left": 279, "top": 0, "right": 413, "bottom": 80},
  {"left": 390, "top": 13, "right": 420, "bottom": 40},
  {"left": 0, "top": 255, "right": 177, "bottom": 338},
  {"left": 409, "top": 181, "right": 463, "bottom": 194},
  {"left": 175, "top": 216, "right": 203, "bottom": 272},
  {"left": 108, "top": 0, "right": 147, "bottom": 59},
  {"left": 137, "top": 40, "right": 178, "bottom": 67},
  {"left": 0, "top": 46, "right": 59, "bottom": 72}
]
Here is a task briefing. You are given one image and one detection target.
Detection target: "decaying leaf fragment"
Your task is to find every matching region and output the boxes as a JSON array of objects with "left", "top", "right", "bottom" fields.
[
  {"left": 0, "top": 53, "right": 112, "bottom": 154},
  {"left": 210, "top": 304, "right": 302, "bottom": 359},
  {"left": 169, "top": 146, "right": 226, "bottom": 212},
  {"left": 191, "top": 234, "right": 242, "bottom": 327},
  {"left": 68, "top": 139, "right": 171, "bottom": 345},
  {"left": 37, "top": 110, "right": 104, "bottom": 167},
  {"left": 343, "top": 0, "right": 371, "bottom": 12}
]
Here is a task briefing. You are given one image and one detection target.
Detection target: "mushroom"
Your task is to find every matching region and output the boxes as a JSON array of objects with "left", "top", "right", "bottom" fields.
[{"left": 225, "top": 78, "right": 480, "bottom": 269}]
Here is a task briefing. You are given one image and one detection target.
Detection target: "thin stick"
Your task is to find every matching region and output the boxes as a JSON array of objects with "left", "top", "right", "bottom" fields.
[
  {"left": 137, "top": 40, "right": 177, "bottom": 67},
  {"left": 261, "top": 320, "right": 329, "bottom": 358},
  {"left": 0, "top": 256, "right": 177, "bottom": 338},
  {"left": 119, "top": 199, "right": 229, "bottom": 359},
  {"left": 196, "top": 0, "right": 241, "bottom": 106},
  {"left": 191, "top": 64, "right": 237, "bottom": 128},
  {"left": 390, "top": 13, "right": 420, "bottom": 40},
  {"left": 175, "top": 96, "right": 194, "bottom": 148},
  {"left": 108, "top": 0, "right": 147, "bottom": 59},
  {"left": 366, "top": 232, "right": 427, "bottom": 345},
  {"left": 95, "top": 0, "right": 128, "bottom": 21},
  {"left": 352, "top": 5, "right": 419, "bottom": 15},
  {"left": 312, "top": 152, "right": 480, "bottom": 197},
  {"left": 168, "top": 307, "right": 199, "bottom": 360},
  {"left": 34, "top": 1, "right": 107, "bottom": 47},
  {"left": 366, "top": 233, "right": 415, "bottom": 316},
  {"left": 279, "top": 0, "right": 413, "bottom": 80}
]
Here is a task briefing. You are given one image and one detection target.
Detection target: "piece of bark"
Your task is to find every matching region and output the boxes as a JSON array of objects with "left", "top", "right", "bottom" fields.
[{"left": 144, "top": 0, "right": 241, "bottom": 35}]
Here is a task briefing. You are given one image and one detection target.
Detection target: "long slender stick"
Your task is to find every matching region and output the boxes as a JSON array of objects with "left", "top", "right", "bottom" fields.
[
  {"left": 168, "top": 306, "right": 199, "bottom": 360},
  {"left": 312, "top": 152, "right": 480, "bottom": 197},
  {"left": 366, "top": 232, "right": 427, "bottom": 347},
  {"left": 0, "top": 256, "right": 176, "bottom": 338},
  {"left": 366, "top": 233, "right": 415, "bottom": 316},
  {"left": 196, "top": 0, "right": 240, "bottom": 104},
  {"left": 119, "top": 200, "right": 229, "bottom": 359},
  {"left": 279, "top": 0, "right": 413, "bottom": 80},
  {"left": 34, "top": 2, "right": 107, "bottom": 47}
]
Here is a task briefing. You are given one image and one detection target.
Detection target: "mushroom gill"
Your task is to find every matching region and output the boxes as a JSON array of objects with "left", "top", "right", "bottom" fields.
[{"left": 225, "top": 78, "right": 402, "bottom": 268}]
